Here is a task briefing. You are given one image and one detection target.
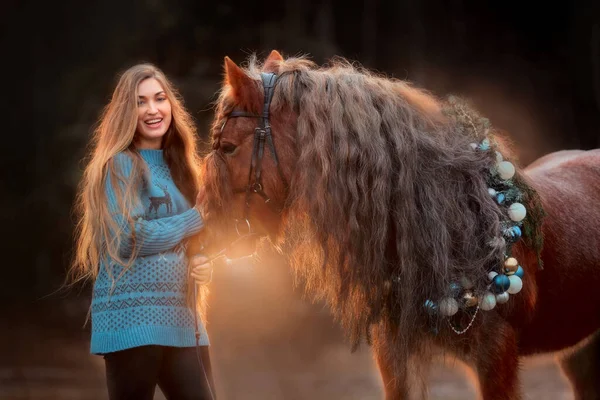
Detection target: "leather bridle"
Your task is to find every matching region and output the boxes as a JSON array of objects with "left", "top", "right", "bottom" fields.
[
  {"left": 193, "top": 74, "right": 289, "bottom": 399},
  {"left": 219, "top": 72, "right": 288, "bottom": 236}
]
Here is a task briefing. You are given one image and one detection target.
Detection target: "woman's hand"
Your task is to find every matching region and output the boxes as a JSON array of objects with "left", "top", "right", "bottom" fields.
[{"left": 190, "top": 255, "right": 213, "bottom": 286}]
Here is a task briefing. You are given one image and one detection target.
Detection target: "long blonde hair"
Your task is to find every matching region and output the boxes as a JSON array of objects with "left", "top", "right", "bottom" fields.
[{"left": 70, "top": 63, "right": 202, "bottom": 284}]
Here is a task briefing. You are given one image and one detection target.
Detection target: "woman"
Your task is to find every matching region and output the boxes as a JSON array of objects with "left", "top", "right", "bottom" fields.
[{"left": 71, "top": 63, "right": 214, "bottom": 399}]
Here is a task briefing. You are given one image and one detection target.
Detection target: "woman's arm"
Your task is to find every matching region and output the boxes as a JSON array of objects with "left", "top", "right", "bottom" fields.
[
  {"left": 105, "top": 154, "right": 204, "bottom": 258},
  {"left": 111, "top": 207, "right": 203, "bottom": 258}
]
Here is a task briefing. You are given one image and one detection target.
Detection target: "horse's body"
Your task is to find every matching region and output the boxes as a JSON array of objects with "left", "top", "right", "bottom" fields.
[
  {"left": 376, "top": 149, "right": 600, "bottom": 398},
  {"left": 200, "top": 50, "right": 600, "bottom": 399},
  {"left": 516, "top": 149, "right": 600, "bottom": 355}
]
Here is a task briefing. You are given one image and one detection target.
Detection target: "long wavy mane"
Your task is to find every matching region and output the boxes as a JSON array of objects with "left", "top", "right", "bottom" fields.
[{"left": 208, "top": 55, "right": 544, "bottom": 364}]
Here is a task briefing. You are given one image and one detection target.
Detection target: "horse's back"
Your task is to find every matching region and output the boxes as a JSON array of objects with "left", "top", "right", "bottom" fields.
[
  {"left": 524, "top": 148, "right": 600, "bottom": 249},
  {"left": 517, "top": 149, "right": 600, "bottom": 354},
  {"left": 524, "top": 149, "right": 600, "bottom": 195},
  {"left": 526, "top": 149, "right": 594, "bottom": 171}
]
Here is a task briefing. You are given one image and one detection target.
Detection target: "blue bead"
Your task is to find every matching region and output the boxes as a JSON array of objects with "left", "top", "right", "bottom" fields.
[
  {"left": 479, "top": 139, "right": 490, "bottom": 150},
  {"left": 496, "top": 193, "right": 505, "bottom": 204},
  {"left": 493, "top": 274, "right": 511, "bottom": 293},
  {"left": 515, "top": 266, "right": 524, "bottom": 279},
  {"left": 512, "top": 226, "right": 522, "bottom": 238},
  {"left": 424, "top": 299, "right": 438, "bottom": 315},
  {"left": 503, "top": 226, "right": 522, "bottom": 243},
  {"left": 448, "top": 282, "right": 462, "bottom": 297}
]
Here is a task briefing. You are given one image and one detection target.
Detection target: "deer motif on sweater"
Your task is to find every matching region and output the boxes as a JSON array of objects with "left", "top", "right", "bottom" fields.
[{"left": 148, "top": 183, "right": 172, "bottom": 215}]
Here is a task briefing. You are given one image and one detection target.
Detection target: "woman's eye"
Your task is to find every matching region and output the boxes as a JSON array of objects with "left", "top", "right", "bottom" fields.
[
  {"left": 157, "top": 97, "right": 166, "bottom": 102},
  {"left": 220, "top": 142, "right": 237, "bottom": 155}
]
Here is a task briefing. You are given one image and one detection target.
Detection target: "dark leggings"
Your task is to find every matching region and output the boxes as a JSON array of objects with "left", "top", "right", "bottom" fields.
[{"left": 104, "top": 345, "right": 216, "bottom": 400}]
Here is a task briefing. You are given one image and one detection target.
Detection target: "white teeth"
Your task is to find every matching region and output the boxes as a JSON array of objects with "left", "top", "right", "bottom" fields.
[{"left": 145, "top": 119, "right": 162, "bottom": 124}]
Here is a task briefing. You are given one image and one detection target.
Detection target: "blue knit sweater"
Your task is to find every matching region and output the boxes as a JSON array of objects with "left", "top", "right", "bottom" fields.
[{"left": 90, "top": 149, "right": 209, "bottom": 355}]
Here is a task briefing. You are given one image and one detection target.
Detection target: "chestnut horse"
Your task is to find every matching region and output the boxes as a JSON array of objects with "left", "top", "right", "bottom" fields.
[{"left": 198, "top": 50, "right": 600, "bottom": 399}]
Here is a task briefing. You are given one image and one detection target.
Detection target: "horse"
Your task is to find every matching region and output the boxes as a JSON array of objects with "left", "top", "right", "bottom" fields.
[{"left": 197, "top": 50, "right": 600, "bottom": 399}]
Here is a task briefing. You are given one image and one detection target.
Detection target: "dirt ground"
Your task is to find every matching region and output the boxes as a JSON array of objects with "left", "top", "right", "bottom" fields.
[{"left": 1, "top": 257, "right": 575, "bottom": 400}]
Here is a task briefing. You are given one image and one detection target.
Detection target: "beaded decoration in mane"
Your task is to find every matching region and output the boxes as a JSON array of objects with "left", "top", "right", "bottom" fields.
[{"left": 198, "top": 50, "right": 600, "bottom": 399}]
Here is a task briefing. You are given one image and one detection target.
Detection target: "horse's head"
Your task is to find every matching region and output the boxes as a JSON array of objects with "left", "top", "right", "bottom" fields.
[
  {"left": 203, "top": 50, "right": 298, "bottom": 241},
  {"left": 203, "top": 50, "right": 448, "bottom": 245}
]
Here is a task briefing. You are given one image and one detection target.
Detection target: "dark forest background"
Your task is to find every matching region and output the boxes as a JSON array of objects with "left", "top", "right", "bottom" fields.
[
  {"left": 5, "top": 0, "right": 600, "bottom": 305},
  {"left": 1, "top": 0, "right": 599, "bottom": 398}
]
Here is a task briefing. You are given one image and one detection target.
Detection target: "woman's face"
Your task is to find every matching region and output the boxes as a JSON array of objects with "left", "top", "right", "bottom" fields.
[{"left": 135, "top": 78, "right": 172, "bottom": 149}]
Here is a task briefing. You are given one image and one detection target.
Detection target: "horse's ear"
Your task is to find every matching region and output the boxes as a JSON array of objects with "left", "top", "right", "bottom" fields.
[
  {"left": 224, "top": 56, "right": 259, "bottom": 109},
  {"left": 263, "top": 50, "right": 284, "bottom": 74}
]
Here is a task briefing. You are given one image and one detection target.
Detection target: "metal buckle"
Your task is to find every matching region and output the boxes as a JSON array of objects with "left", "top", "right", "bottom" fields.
[{"left": 235, "top": 218, "right": 252, "bottom": 237}]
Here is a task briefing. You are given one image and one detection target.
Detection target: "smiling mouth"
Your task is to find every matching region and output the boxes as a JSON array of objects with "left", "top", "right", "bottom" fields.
[{"left": 145, "top": 118, "right": 163, "bottom": 126}]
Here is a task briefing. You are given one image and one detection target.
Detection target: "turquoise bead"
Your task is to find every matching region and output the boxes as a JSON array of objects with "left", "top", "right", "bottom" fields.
[
  {"left": 496, "top": 193, "right": 505, "bottom": 204},
  {"left": 515, "top": 266, "right": 524, "bottom": 279},
  {"left": 479, "top": 139, "right": 490, "bottom": 150}
]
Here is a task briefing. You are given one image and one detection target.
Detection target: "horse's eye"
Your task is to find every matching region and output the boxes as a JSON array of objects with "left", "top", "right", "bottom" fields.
[{"left": 220, "top": 142, "right": 237, "bottom": 155}]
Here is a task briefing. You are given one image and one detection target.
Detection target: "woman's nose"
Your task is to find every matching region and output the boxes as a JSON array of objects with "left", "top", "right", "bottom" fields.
[{"left": 147, "top": 102, "right": 158, "bottom": 114}]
